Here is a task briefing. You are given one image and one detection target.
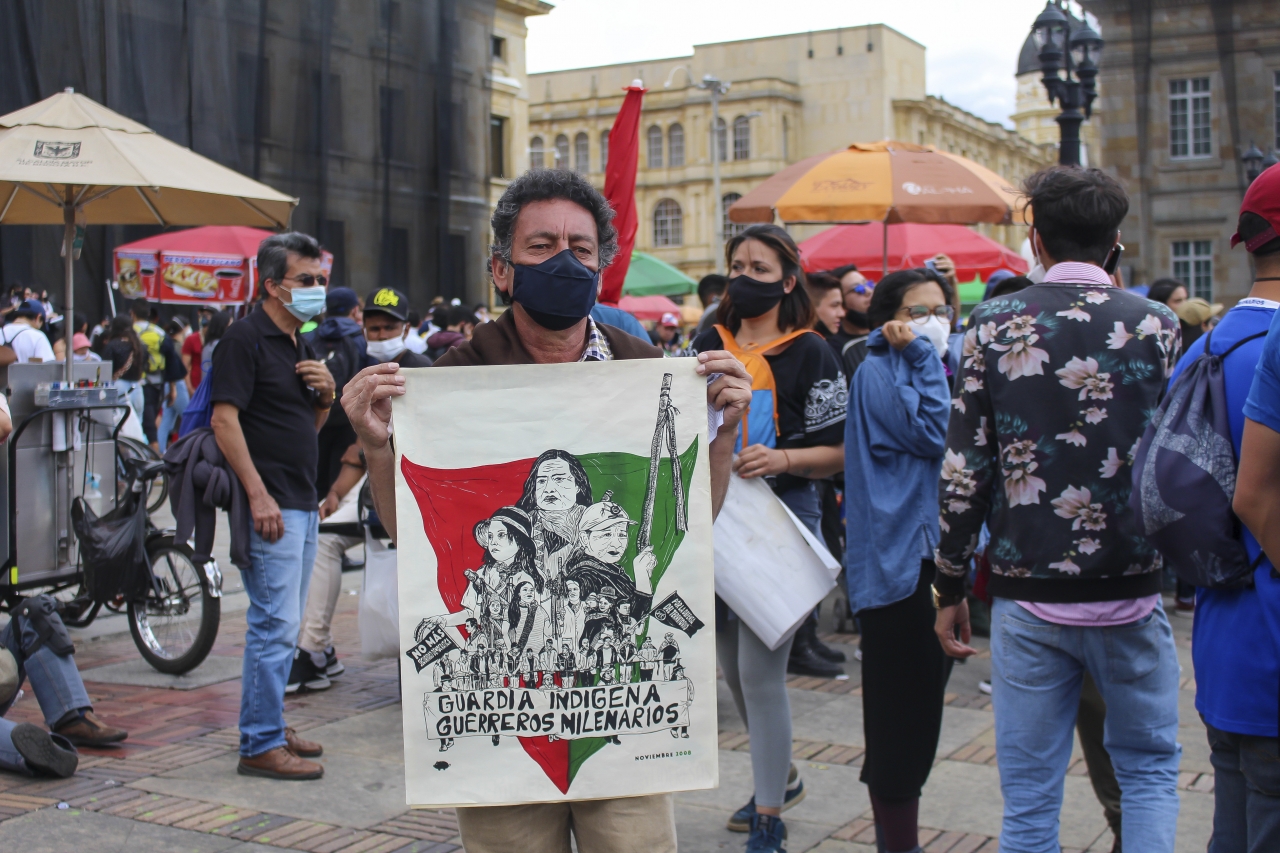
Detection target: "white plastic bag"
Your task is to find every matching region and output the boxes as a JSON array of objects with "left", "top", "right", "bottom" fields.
[
  {"left": 359, "top": 530, "right": 400, "bottom": 660},
  {"left": 713, "top": 473, "right": 839, "bottom": 650}
]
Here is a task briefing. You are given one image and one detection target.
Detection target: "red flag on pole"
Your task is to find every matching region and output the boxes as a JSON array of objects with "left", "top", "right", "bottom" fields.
[{"left": 598, "top": 81, "right": 647, "bottom": 306}]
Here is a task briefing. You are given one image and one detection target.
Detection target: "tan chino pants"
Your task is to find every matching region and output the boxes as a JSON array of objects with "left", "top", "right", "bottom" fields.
[{"left": 455, "top": 794, "right": 676, "bottom": 853}]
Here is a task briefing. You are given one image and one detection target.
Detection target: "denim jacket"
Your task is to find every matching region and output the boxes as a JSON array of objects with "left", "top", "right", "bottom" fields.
[{"left": 843, "top": 330, "right": 951, "bottom": 613}]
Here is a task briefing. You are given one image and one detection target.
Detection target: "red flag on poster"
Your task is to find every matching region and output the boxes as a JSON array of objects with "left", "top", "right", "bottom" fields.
[{"left": 598, "top": 81, "right": 647, "bottom": 307}]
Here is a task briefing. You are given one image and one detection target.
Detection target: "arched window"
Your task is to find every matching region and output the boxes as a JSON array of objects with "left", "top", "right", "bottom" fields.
[
  {"left": 668, "top": 123, "right": 685, "bottom": 167},
  {"left": 529, "top": 136, "right": 544, "bottom": 170},
  {"left": 721, "top": 193, "right": 744, "bottom": 240},
  {"left": 714, "top": 117, "right": 727, "bottom": 164},
  {"left": 554, "top": 134, "right": 569, "bottom": 169},
  {"left": 733, "top": 115, "right": 750, "bottom": 161},
  {"left": 647, "top": 125, "right": 663, "bottom": 169},
  {"left": 574, "top": 131, "right": 589, "bottom": 172},
  {"left": 600, "top": 129, "right": 610, "bottom": 170},
  {"left": 652, "top": 199, "right": 683, "bottom": 247}
]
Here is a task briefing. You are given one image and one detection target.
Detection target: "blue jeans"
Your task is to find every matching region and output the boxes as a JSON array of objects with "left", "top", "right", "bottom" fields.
[
  {"left": 115, "top": 378, "right": 145, "bottom": 421},
  {"left": 157, "top": 381, "right": 190, "bottom": 452},
  {"left": 0, "top": 610, "right": 92, "bottom": 775},
  {"left": 990, "top": 598, "right": 1181, "bottom": 853},
  {"left": 778, "top": 481, "right": 821, "bottom": 536},
  {"left": 1206, "top": 723, "right": 1280, "bottom": 852},
  {"left": 239, "top": 509, "right": 318, "bottom": 757}
]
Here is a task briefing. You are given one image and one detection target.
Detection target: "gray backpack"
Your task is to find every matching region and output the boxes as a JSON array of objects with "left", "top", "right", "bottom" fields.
[{"left": 1130, "top": 329, "right": 1267, "bottom": 588}]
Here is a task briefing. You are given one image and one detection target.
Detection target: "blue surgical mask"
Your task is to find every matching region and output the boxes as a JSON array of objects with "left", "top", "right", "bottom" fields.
[
  {"left": 510, "top": 249, "right": 598, "bottom": 331},
  {"left": 281, "top": 284, "right": 327, "bottom": 322}
]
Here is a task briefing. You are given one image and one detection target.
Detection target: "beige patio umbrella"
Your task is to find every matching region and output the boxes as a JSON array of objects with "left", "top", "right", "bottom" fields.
[{"left": 0, "top": 88, "right": 297, "bottom": 382}]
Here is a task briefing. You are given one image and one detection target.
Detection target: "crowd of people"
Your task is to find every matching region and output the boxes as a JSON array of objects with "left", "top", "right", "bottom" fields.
[{"left": 1, "top": 157, "right": 1278, "bottom": 853}]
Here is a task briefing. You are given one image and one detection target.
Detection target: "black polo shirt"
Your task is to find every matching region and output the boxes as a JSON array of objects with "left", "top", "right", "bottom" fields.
[{"left": 211, "top": 304, "right": 320, "bottom": 511}]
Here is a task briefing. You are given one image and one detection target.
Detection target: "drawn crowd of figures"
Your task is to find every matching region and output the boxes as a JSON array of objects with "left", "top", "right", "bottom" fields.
[{"left": 415, "top": 449, "right": 686, "bottom": 695}]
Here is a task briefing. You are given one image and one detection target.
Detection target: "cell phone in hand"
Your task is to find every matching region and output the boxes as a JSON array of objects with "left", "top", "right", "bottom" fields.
[{"left": 923, "top": 258, "right": 938, "bottom": 272}]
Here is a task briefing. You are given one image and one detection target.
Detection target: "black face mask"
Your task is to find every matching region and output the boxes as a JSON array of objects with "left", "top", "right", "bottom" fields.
[
  {"left": 844, "top": 309, "right": 869, "bottom": 331},
  {"left": 510, "top": 249, "right": 599, "bottom": 331},
  {"left": 727, "top": 274, "right": 787, "bottom": 320}
]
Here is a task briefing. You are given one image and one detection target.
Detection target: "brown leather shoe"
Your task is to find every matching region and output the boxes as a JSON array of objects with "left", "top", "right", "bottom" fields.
[
  {"left": 285, "top": 727, "right": 323, "bottom": 758},
  {"left": 53, "top": 711, "right": 127, "bottom": 747},
  {"left": 237, "top": 746, "right": 323, "bottom": 780}
]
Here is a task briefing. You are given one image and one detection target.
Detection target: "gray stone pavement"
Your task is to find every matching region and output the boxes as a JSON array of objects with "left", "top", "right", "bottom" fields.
[{"left": 0, "top": 511, "right": 1213, "bottom": 852}]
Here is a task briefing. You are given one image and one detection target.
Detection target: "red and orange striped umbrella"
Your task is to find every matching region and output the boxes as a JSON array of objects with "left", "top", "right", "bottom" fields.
[{"left": 728, "top": 140, "right": 1029, "bottom": 226}]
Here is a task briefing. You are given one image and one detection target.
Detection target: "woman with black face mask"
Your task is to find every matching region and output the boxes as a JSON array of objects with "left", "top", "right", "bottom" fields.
[{"left": 689, "top": 224, "right": 846, "bottom": 853}]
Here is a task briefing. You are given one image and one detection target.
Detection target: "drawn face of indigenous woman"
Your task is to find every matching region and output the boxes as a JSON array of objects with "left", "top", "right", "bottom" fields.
[
  {"left": 565, "top": 579, "right": 581, "bottom": 605},
  {"left": 585, "top": 520, "right": 630, "bottom": 564},
  {"left": 535, "top": 458, "right": 580, "bottom": 511},
  {"left": 517, "top": 582, "right": 536, "bottom": 608},
  {"left": 484, "top": 520, "right": 520, "bottom": 564}
]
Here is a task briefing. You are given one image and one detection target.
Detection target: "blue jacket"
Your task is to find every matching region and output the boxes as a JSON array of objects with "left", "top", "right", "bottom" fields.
[
  {"left": 844, "top": 330, "right": 951, "bottom": 613},
  {"left": 591, "top": 303, "right": 650, "bottom": 342}
]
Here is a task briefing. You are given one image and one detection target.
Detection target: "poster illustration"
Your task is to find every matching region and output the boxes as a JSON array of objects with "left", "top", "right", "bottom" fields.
[{"left": 393, "top": 359, "right": 717, "bottom": 807}]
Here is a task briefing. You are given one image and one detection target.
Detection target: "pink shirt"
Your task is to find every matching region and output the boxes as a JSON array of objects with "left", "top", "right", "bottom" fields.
[{"left": 1014, "top": 261, "right": 1156, "bottom": 627}]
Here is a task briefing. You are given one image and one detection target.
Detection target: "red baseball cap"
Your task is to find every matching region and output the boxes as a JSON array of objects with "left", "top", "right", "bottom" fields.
[
  {"left": 1232, "top": 163, "right": 1280, "bottom": 251},
  {"left": 659, "top": 312, "right": 680, "bottom": 327}
]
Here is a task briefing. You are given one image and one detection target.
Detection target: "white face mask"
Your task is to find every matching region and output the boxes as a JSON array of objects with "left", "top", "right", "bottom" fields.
[
  {"left": 1027, "top": 228, "right": 1046, "bottom": 283},
  {"left": 365, "top": 335, "right": 405, "bottom": 363},
  {"left": 913, "top": 315, "right": 951, "bottom": 358}
]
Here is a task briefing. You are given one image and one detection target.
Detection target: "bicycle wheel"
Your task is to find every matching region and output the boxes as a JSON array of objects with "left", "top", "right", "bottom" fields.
[
  {"left": 116, "top": 437, "right": 169, "bottom": 514},
  {"left": 128, "top": 536, "right": 220, "bottom": 675}
]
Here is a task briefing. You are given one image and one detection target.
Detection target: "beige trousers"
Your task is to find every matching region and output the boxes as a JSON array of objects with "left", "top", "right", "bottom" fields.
[
  {"left": 298, "top": 531, "right": 361, "bottom": 653},
  {"left": 455, "top": 794, "right": 676, "bottom": 853}
]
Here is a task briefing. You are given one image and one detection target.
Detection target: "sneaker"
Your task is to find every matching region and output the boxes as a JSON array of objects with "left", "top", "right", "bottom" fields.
[
  {"left": 323, "top": 646, "right": 345, "bottom": 677},
  {"left": 728, "top": 765, "right": 805, "bottom": 832},
  {"left": 286, "top": 649, "right": 331, "bottom": 694},
  {"left": 978, "top": 680, "right": 993, "bottom": 695},
  {"left": 746, "top": 813, "right": 787, "bottom": 852}
]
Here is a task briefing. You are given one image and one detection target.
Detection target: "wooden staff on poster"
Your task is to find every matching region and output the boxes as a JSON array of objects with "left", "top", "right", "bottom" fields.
[{"left": 639, "top": 373, "right": 687, "bottom": 551}]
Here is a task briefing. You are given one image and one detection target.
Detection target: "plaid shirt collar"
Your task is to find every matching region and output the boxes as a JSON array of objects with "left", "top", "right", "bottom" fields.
[{"left": 579, "top": 318, "right": 613, "bottom": 362}]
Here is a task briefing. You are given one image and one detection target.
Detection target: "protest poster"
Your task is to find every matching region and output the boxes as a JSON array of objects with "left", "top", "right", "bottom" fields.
[{"left": 392, "top": 358, "right": 717, "bottom": 807}]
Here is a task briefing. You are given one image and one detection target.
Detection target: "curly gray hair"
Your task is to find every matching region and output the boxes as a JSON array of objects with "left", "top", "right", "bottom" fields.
[{"left": 489, "top": 169, "right": 619, "bottom": 282}]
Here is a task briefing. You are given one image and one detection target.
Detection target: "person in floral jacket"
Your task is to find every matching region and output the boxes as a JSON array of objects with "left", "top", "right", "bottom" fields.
[{"left": 932, "top": 166, "right": 1183, "bottom": 853}]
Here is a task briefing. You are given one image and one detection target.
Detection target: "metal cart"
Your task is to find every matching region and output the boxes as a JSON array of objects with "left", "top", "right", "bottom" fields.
[{"left": 0, "top": 362, "right": 220, "bottom": 674}]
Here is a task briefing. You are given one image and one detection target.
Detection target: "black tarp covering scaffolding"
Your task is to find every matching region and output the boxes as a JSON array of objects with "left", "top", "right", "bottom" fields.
[{"left": 0, "top": 0, "right": 497, "bottom": 320}]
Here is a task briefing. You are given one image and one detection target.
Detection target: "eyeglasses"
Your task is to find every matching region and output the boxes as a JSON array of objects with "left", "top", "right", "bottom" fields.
[
  {"left": 283, "top": 273, "right": 329, "bottom": 288},
  {"left": 899, "top": 305, "right": 956, "bottom": 324},
  {"left": 851, "top": 283, "right": 875, "bottom": 295}
]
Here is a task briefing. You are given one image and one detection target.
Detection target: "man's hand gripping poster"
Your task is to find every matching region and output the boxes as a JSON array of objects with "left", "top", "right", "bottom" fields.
[{"left": 392, "top": 359, "right": 717, "bottom": 806}]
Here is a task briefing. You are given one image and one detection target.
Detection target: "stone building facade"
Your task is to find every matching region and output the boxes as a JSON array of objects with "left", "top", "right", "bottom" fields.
[
  {"left": 1082, "top": 0, "right": 1280, "bottom": 301},
  {"left": 526, "top": 27, "right": 1050, "bottom": 280}
]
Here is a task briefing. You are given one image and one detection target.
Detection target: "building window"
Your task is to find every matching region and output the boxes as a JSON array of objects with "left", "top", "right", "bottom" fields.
[
  {"left": 1274, "top": 71, "right": 1280, "bottom": 151},
  {"left": 714, "top": 117, "right": 727, "bottom": 164},
  {"left": 782, "top": 115, "right": 789, "bottom": 161},
  {"left": 491, "top": 35, "right": 506, "bottom": 60},
  {"left": 529, "top": 136, "right": 544, "bottom": 170},
  {"left": 600, "top": 130, "right": 610, "bottom": 171},
  {"left": 380, "top": 86, "right": 407, "bottom": 162},
  {"left": 323, "top": 220, "right": 346, "bottom": 287},
  {"left": 733, "top": 115, "right": 750, "bottom": 161},
  {"left": 722, "top": 193, "right": 744, "bottom": 241},
  {"left": 386, "top": 227, "right": 409, "bottom": 288},
  {"left": 1170, "top": 77, "right": 1211, "bottom": 159},
  {"left": 312, "top": 72, "right": 342, "bottom": 152},
  {"left": 235, "top": 53, "right": 269, "bottom": 141},
  {"left": 653, "top": 199, "right": 683, "bottom": 247},
  {"left": 1172, "top": 240, "right": 1213, "bottom": 300},
  {"left": 668, "top": 123, "right": 685, "bottom": 167},
  {"left": 554, "top": 134, "right": 569, "bottom": 169},
  {"left": 647, "top": 125, "right": 663, "bottom": 169},
  {"left": 379, "top": 0, "right": 400, "bottom": 31},
  {"left": 489, "top": 116, "right": 506, "bottom": 178},
  {"left": 574, "top": 131, "right": 589, "bottom": 173}
]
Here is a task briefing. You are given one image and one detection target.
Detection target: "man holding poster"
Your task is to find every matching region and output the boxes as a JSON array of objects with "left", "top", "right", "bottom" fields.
[{"left": 342, "top": 168, "right": 750, "bottom": 853}]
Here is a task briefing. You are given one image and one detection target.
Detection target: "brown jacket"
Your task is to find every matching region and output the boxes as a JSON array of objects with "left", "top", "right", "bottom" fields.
[{"left": 434, "top": 310, "right": 661, "bottom": 366}]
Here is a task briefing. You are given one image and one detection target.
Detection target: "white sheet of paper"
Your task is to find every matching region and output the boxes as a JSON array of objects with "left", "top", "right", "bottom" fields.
[
  {"left": 712, "top": 473, "right": 838, "bottom": 650},
  {"left": 392, "top": 358, "right": 717, "bottom": 807}
]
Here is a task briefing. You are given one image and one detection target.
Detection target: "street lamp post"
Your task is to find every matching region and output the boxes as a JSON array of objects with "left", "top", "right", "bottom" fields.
[
  {"left": 1242, "top": 144, "right": 1278, "bottom": 184},
  {"left": 699, "top": 74, "right": 731, "bottom": 272},
  {"left": 1031, "top": 2, "right": 1103, "bottom": 167}
]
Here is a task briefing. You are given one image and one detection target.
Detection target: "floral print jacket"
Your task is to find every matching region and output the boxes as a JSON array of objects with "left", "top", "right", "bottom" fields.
[{"left": 933, "top": 279, "right": 1179, "bottom": 603}]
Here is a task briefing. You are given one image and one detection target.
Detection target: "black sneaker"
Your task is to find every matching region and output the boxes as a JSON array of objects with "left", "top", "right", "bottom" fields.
[
  {"left": 323, "top": 646, "right": 345, "bottom": 678},
  {"left": 728, "top": 765, "right": 804, "bottom": 831},
  {"left": 12, "top": 724, "right": 78, "bottom": 778},
  {"left": 286, "top": 648, "right": 331, "bottom": 694}
]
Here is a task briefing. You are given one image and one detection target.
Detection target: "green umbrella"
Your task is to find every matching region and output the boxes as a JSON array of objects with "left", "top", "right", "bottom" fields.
[{"left": 622, "top": 251, "right": 697, "bottom": 297}]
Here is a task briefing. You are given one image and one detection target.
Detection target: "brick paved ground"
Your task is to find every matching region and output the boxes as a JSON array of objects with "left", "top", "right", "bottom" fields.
[{"left": 0, "top": 566, "right": 1211, "bottom": 853}]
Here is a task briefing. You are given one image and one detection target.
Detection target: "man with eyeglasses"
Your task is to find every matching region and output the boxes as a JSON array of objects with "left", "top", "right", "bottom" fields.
[
  {"left": 830, "top": 265, "right": 875, "bottom": 377},
  {"left": 211, "top": 232, "right": 337, "bottom": 781}
]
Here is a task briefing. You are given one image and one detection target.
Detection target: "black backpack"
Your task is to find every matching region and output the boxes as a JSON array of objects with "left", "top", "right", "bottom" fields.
[
  {"left": 1130, "top": 328, "right": 1268, "bottom": 588},
  {"left": 160, "top": 335, "right": 187, "bottom": 383}
]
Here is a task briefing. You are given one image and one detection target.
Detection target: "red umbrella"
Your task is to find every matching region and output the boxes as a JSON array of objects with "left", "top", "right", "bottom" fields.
[
  {"left": 618, "top": 294, "right": 680, "bottom": 321},
  {"left": 799, "top": 222, "right": 1028, "bottom": 281}
]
